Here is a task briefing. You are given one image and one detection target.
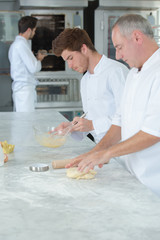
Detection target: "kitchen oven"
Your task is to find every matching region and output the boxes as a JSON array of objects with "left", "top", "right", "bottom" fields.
[
  {"left": 35, "top": 72, "right": 83, "bottom": 120},
  {"left": 94, "top": 0, "right": 160, "bottom": 60},
  {"left": 19, "top": 0, "right": 88, "bottom": 119},
  {"left": 35, "top": 73, "right": 81, "bottom": 107}
]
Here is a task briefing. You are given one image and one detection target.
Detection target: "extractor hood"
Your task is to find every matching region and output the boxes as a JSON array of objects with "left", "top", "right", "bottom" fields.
[
  {"left": 98, "top": 0, "right": 160, "bottom": 10},
  {"left": 19, "top": 0, "right": 88, "bottom": 8}
]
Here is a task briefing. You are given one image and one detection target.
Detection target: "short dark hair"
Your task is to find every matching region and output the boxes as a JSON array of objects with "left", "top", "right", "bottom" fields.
[
  {"left": 52, "top": 28, "right": 96, "bottom": 56},
  {"left": 18, "top": 16, "right": 38, "bottom": 34}
]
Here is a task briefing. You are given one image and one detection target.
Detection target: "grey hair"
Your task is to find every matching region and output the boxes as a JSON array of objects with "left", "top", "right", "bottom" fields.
[{"left": 112, "top": 14, "right": 154, "bottom": 38}]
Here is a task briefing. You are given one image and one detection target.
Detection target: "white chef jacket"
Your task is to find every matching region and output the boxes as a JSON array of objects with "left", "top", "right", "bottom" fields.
[
  {"left": 112, "top": 49, "right": 160, "bottom": 197},
  {"left": 72, "top": 55, "right": 129, "bottom": 143},
  {"left": 8, "top": 35, "right": 41, "bottom": 112}
]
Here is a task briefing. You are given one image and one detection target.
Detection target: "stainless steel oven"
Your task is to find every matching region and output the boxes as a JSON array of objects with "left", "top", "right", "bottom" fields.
[
  {"left": 35, "top": 73, "right": 81, "bottom": 107},
  {"left": 35, "top": 72, "right": 83, "bottom": 120},
  {"left": 21, "top": 2, "right": 87, "bottom": 74},
  {"left": 94, "top": 0, "right": 160, "bottom": 59},
  {"left": 19, "top": 1, "right": 88, "bottom": 117},
  {"left": 31, "top": 13, "right": 65, "bottom": 72}
]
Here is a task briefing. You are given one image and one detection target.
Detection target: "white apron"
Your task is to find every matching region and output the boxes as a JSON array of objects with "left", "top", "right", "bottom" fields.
[{"left": 13, "top": 85, "right": 36, "bottom": 112}]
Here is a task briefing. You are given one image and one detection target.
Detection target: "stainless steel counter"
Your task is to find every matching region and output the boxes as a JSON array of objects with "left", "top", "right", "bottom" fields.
[{"left": 0, "top": 111, "right": 160, "bottom": 240}]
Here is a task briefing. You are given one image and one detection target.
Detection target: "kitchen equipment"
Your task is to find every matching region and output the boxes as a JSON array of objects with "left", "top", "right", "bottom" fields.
[
  {"left": 35, "top": 73, "right": 82, "bottom": 117},
  {"left": 33, "top": 125, "right": 68, "bottom": 148},
  {"left": 32, "top": 13, "right": 65, "bottom": 72},
  {"left": 52, "top": 159, "right": 73, "bottom": 169},
  {"left": 29, "top": 163, "right": 49, "bottom": 172},
  {"left": 36, "top": 73, "right": 81, "bottom": 107},
  {"left": 94, "top": 1, "right": 160, "bottom": 60},
  {"left": 19, "top": 2, "right": 86, "bottom": 113},
  {"left": 22, "top": 5, "right": 85, "bottom": 74}
]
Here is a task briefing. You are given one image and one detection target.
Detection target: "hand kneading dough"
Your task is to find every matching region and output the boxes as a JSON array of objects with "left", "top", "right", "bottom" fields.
[{"left": 67, "top": 167, "right": 96, "bottom": 180}]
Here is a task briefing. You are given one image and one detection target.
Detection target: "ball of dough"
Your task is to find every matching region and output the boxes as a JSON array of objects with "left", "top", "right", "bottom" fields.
[{"left": 66, "top": 167, "right": 96, "bottom": 180}]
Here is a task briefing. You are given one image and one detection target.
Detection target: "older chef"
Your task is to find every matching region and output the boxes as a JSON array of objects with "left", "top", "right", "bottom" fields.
[
  {"left": 66, "top": 14, "right": 160, "bottom": 197},
  {"left": 52, "top": 28, "right": 129, "bottom": 143},
  {"left": 8, "top": 16, "right": 46, "bottom": 112}
]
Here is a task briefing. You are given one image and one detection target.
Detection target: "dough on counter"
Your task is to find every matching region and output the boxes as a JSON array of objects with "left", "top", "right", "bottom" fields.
[
  {"left": 66, "top": 167, "right": 97, "bottom": 180},
  {"left": 1, "top": 140, "right": 14, "bottom": 154}
]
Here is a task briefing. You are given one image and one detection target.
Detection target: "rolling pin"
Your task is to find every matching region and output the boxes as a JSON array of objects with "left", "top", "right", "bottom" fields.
[{"left": 52, "top": 159, "right": 75, "bottom": 169}]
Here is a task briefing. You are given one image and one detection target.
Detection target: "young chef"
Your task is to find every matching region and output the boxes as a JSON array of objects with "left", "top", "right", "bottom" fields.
[
  {"left": 52, "top": 28, "right": 129, "bottom": 143},
  {"left": 66, "top": 14, "right": 160, "bottom": 197},
  {"left": 8, "top": 16, "right": 46, "bottom": 112}
]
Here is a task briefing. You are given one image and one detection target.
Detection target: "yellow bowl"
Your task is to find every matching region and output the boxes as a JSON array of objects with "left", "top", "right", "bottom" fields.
[{"left": 33, "top": 125, "right": 67, "bottom": 148}]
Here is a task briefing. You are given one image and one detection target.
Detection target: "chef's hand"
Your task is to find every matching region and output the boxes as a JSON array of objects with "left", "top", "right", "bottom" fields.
[
  {"left": 65, "top": 151, "right": 93, "bottom": 168},
  {"left": 71, "top": 117, "right": 94, "bottom": 132},
  {"left": 54, "top": 122, "right": 71, "bottom": 134},
  {"left": 78, "top": 150, "right": 111, "bottom": 172},
  {"left": 65, "top": 150, "right": 111, "bottom": 173},
  {"left": 65, "top": 150, "right": 111, "bottom": 172},
  {"left": 37, "top": 50, "right": 47, "bottom": 61}
]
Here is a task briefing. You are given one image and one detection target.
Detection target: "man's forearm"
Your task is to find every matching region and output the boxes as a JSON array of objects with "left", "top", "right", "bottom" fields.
[
  {"left": 91, "top": 125, "right": 121, "bottom": 152},
  {"left": 107, "top": 130, "right": 160, "bottom": 159}
]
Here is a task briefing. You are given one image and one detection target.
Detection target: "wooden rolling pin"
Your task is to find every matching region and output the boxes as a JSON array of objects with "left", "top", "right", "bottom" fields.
[{"left": 52, "top": 159, "right": 75, "bottom": 169}]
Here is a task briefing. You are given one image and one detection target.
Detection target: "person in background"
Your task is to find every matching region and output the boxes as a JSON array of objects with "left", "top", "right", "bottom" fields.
[
  {"left": 52, "top": 28, "right": 129, "bottom": 143},
  {"left": 8, "top": 16, "right": 46, "bottom": 112},
  {"left": 66, "top": 14, "right": 160, "bottom": 197}
]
